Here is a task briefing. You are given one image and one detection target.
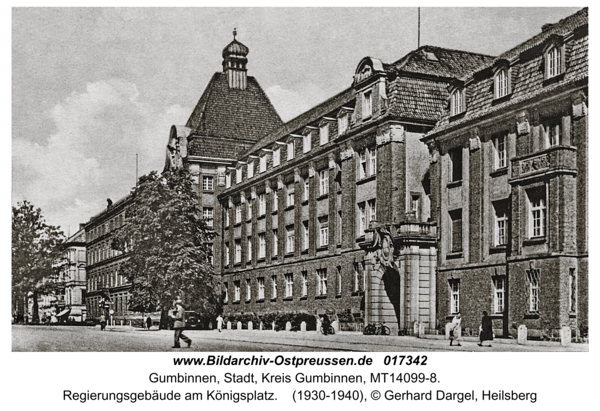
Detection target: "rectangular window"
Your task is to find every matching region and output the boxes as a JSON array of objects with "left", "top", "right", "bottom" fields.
[
  {"left": 358, "top": 203, "right": 367, "bottom": 236},
  {"left": 449, "top": 279, "right": 460, "bottom": 314},
  {"left": 363, "top": 90, "right": 372, "bottom": 119},
  {"left": 285, "top": 274, "right": 293, "bottom": 297},
  {"left": 320, "top": 124, "right": 329, "bottom": 146},
  {"left": 569, "top": 268, "right": 577, "bottom": 313},
  {"left": 273, "top": 148, "right": 280, "bottom": 167},
  {"left": 450, "top": 147, "right": 463, "bottom": 182},
  {"left": 286, "top": 227, "right": 295, "bottom": 254},
  {"left": 494, "top": 201, "right": 508, "bottom": 246},
  {"left": 528, "top": 187, "right": 546, "bottom": 238},
  {"left": 235, "top": 204, "right": 242, "bottom": 224},
  {"left": 303, "top": 221, "right": 309, "bottom": 251},
  {"left": 319, "top": 216, "right": 328, "bottom": 247},
  {"left": 203, "top": 207, "right": 214, "bottom": 228},
  {"left": 260, "top": 155, "right": 267, "bottom": 173},
  {"left": 246, "top": 202, "right": 252, "bottom": 221},
  {"left": 317, "top": 269, "right": 328, "bottom": 295},
  {"left": 337, "top": 266, "right": 342, "bottom": 296},
  {"left": 202, "top": 176, "right": 214, "bottom": 191},
  {"left": 287, "top": 184, "right": 295, "bottom": 207},
  {"left": 301, "top": 271, "right": 308, "bottom": 296},
  {"left": 338, "top": 113, "right": 348, "bottom": 136},
  {"left": 235, "top": 240, "right": 241, "bottom": 263},
  {"left": 272, "top": 190, "right": 278, "bottom": 212},
  {"left": 234, "top": 281, "right": 241, "bottom": 302},
  {"left": 369, "top": 148, "right": 377, "bottom": 176},
  {"left": 495, "top": 69, "right": 509, "bottom": 99},
  {"left": 272, "top": 229, "right": 278, "bottom": 256},
  {"left": 245, "top": 278, "right": 251, "bottom": 301},
  {"left": 236, "top": 167, "right": 242, "bottom": 184},
  {"left": 526, "top": 269, "right": 540, "bottom": 312},
  {"left": 247, "top": 237, "right": 252, "bottom": 262},
  {"left": 319, "top": 169, "right": 329, "bottom": 196},
  {"left": 271, "top": 275, "right": 277, "bottom": 299},
  {"left": 247, "top": 161, "right": 254, "bottom": 179},
  {"left": 223, "top": 282, "right": 228, "bottom": 303},
  {"left": 303, "top": 132, "right": 311, "bottom": 153},
  {"left": 225, "top": 243, "right": 230, "bottom": 265},
  {"left": 258, "top": 233, "right": 266, "bottom": 259},
  {"left": 258, "top": 193, "right": 266, "bottom": 216},
  {"left": 411, "top": 195, "right": 420, "bottom": 221},
  {"left": 450, "top": 89, "right": 464, "bottom": 116},
  {"left": 353, "top": 262, "right": 361, "bottom": 292},
  {"left": 543, "top": 119, "right": 561, "bottom": 147},
  {"left": 359, "top": 149, "right": 367, "bottom": 179},
  {"left": 287, "top": 141, "right": 294, "bottom": 160},
  {"left": 257, "top": 277, "right": 265, "bottom": 300},
  {"left": 493, "top": 277, "right": 505, "bottom": 314},
  {"left": 224, "top": 207, "right": 230, "bottom": 227},
  {"left": 547, "top": 46, "right": 561, "bottom": 78},
  {"left": 367, "top": 199, "right": 376, "bottom": 224},
  {"left": 225, "top": 173, "right": 231, "bottom": 188},
  {"left": 494, "top": 133, "right": 507, "bottom": 169},
  {"left": 449, "top": 209, "right": 462, "bottom": 253}
]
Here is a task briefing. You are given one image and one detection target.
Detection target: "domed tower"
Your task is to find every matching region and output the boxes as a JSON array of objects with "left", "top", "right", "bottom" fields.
[{"left": 222, "top": 29, "right": 249, "bottom": 90}]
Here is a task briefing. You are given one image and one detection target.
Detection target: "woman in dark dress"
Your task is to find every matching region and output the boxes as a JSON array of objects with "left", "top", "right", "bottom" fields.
[{"left": 478, "top": 311, "right": 493, "bottom": 347}]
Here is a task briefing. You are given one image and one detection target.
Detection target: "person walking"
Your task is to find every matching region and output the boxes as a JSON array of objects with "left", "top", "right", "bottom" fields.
[
  {"left": 322, "top": 313, "right": 331, "bottom": 336},
  {"left": 145, "top": 315, "right": 152, "bottom": 330},
  {"left": 478, "top": 311, "right": 494, "bottom": 347},
  {"left": 216, "top": 315, "right": 223, "bottom": 332},
  {"left": 99, "top": 313, "right": 107, "bottom": 331},
  {"left": 449, "top": 313, "right": 462, "bottom": 346},
  {"left": 170, "top": 299, "right": 192, "bottom": 348}
]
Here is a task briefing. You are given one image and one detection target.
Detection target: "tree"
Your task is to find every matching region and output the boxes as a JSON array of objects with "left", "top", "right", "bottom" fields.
[
  {"left": 113, "top": 168, "right": 218, "bottom": 329},
  {"left": 12, "top": 201, "right": 66, "bottom": 323}
]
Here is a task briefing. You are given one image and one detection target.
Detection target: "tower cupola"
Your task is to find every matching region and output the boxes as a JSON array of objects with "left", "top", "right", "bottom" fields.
[{"left": 222, "top": 29, "right": 249, "bottom": 90}]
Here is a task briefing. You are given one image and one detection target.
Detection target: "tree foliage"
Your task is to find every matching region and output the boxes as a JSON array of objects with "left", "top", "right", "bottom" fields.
[
  {"left": 113, "top": 168, "right": 218, "bottom": 324},
  {"left": 12, "top": 201, "right": 66, "bottom": 321}
]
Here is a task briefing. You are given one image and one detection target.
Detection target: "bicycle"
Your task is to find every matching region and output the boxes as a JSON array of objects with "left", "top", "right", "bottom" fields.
[
  {"left": 363, "top": 322, "right": 391, "bottom": 335},
  {"left": 320, "top": 324, "right": 335, "bottom": 335}
]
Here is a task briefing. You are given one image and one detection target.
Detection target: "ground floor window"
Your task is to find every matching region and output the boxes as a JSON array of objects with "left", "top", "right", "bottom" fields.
[
  {"left": 449, "top": 279, "right": 460, "bottom": 314},
  {"left": 493, "top": 276, "right": 505, "bottom": 314},
  {"left": 317, "top": 269, "right": 327, "bottom": 295},
  {"left": 526, "top": 269, "right": 540, "bottom": 313}
]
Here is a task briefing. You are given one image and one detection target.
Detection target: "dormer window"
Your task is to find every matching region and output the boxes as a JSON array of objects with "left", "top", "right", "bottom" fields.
[
  {"left": 319, "top": 124, "right": 329, "bottom": 146},
  {"left": 260, "top": 155, "right": 267, "bottom": 173},
  {"left": 363, "top": 90, "right": 373, "bottom": 119},
  {"left": 303, "top": 132, "right": 311, "bottom": 153},
  {"left": 247, "top": 161, "right": 254, "bottom": 179},
  {"left": 225, "top": 172, "right": 231, "bottom": 188},
  {"left": 287, "top": 140, "right": 295, "bottom": 161},
  {"left": 546, "top": 45, "right": 562, "bottom": 79},
  {"left": 494, "top": 68, "right": 509, "bottom": 99},
  {"left": 450, "top": 88, "right": 465, "bottom": 116},
  {"left": 273, "top": 147, "right": 280, "bottom": 167},
  {"left": 236, "top": 167, "right": 242, "bottom": 184}
]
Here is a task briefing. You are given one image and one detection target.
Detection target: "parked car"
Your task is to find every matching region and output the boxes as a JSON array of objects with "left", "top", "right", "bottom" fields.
[{"left": 185, "top": 311, "right": 201, "bottom": 329}]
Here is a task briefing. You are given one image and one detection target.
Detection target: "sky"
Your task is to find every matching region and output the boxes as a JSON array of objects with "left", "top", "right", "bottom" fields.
[{"left": 11, "top": 7, "right": 583, "bottom": 236}]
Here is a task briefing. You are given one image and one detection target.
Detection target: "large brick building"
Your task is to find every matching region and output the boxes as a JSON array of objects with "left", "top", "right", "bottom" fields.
[{"left": 422, "top": 8, "right": 588, "bottom": 338}]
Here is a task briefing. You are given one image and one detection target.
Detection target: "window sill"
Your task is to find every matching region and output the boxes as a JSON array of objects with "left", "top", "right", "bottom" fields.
[
  {"left": 257, "top": 215, "right": 266, "bottom": 220},
  {"left": 232, "top": 301, "right": 240, "bottom": 305},
  {"left": 447, "top": 180, "right": 462, "bottom": 189},
  {"left": 315, "top": 295, "right": 328, "bottom": 300},
  {"left": 257, "top": 257, "right": 266, "bottom": 263},
  {"left": 301, "top": 200, "right": 308, "bottom": 206},
  {"left": 356, "top": 175, "right": 376, "bottom": 185},
  {"left": 283, "top": 297, "right": 293, "bottom": 301},
  {"left": 300, "top": 296, "right": 307, "bottom": 300},
  {"left": 490, "top": 314, "right": 504, "bottom": 320},
  {"left": 449, "top": 111, "right": 466, "bottom": 122},
  {"left": 317, "top": 194, "right": 329, "bottom": 200},
  {"left": 271, "top": 210, "right": 278, "bottom": 215},
  {"left": 246, "top": 219, "right": 252, "bottom": 223},
  {"left": 203, "top": 190, "right": 215, "bottom": 194},
  {"left": 256, "top": 299, "right": 264, "bottom": 304},
  {"left": 284, "top": 206, "right": 295, "bottom": 211},
  {"left": 271, "top": 256, "right": 278, "bottom": 261},
  {"left": 491, "top": 94, "right": 512, "bottom": 106},
  {"left": 301, "top": 249, "right": 309, "bottom": 255},
  {"left": 234, "top": 263, "right": 241, "bottom": 267},
  {"left": 446, "top": 251, "right": 463, "bottom": 259},
  {"left": 284, "top": 252, "right": 294, "bottom": 258},
  {"left": 490, "top": 168, "right": 508, "bottom": 178},
  {"left": 270, "top": 298, "right": 278, "bottom": 302},
  {"left": 234, "top": 223, "right": 241, "bottom": 227},
  {"left": 316, "top": 245, "right": 328, "bottom": 252},
  {"left": 245, "top": 299, "right": 251, "bottom": 303},
  {"left": 543, "top": 72, "right": 565, "bottom": 87},
  {"left": 222, "top": 302, "right": 228, "bottom": 305},
  {"left": 351, "top": 291, "right": 364, "bottom": 297},
  {"left": 523, "top": 237, "right": 546, "bottom": 246},
  {"left": 569, "top": 313, "right": 577, "bottom": 319},
  {"left": 524, "top": 313, "right": 540, "bottom": 320},
  {"left": 489, "top": 245, "right": 507, "bottom": 254},
  {"left": 335, "top": 294, "right": 342, "bottom": 299}
]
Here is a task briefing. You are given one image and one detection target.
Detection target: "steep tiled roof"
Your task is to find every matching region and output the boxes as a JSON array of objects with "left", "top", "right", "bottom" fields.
[
  {"left": 187, "top": 136, "right": 256, "bottom": 160},
  {"left": 427, "top": 8, "right": 588, "bottom": 137},
  {"left": 241, "top": 87, "right": 355, "bottom": 157},
  {"left": 186, "top": 72, "right": 283, "bottom": 141},
  {"left": 387, "top": 76, "right": 450, "bottom": 123},
  {"left": 391, "top": 46, "right": 495, "bottom": 79}
]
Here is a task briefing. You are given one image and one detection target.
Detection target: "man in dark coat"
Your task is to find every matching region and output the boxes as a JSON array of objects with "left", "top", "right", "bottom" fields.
[
  {"left": 322, "top": 314, "right": 331, "bottom": 335},
  {"left": 478, "top": 311, "right": 494, "bottom": 347},
  {"left": 170, "top": 299, "right": 192, "bottom": 348}
]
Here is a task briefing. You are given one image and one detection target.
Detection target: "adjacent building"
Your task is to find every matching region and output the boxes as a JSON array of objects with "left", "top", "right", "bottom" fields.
[
  {"left": 422, "top": 8, "right": 588, "bottom": 337},
  {"left": 60, "top": 226, "right": 87, "bottom": 321}
]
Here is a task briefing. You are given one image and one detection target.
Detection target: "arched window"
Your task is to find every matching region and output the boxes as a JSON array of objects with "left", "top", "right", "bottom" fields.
[
  {"left": 495, "top": 68, "right": 509, "bottom": 99},
  {"left": 546, "top": 45, "right": 562, "bottom": 78},
  {"left": 450, "top": 88, "right": 465, "bottom": 116}
]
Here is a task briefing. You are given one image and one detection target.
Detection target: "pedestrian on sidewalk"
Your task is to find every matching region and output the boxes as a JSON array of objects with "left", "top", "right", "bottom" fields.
[
  {"left": 449, "top": 313, "right": 462, "bottom": 346},
  {"left": 478, "top": 311, "right": 493, "bottom": 347},
  {"left": 322, "top": 314, "right": 331, "bottom": 336},
  {"left": 170, "top": 299, "right": 192, "bottom": 348},
  {"left": 216, "top": 315, "right": 223, "bottom": 332},
  {"left": 99, "top": 313, "right": 107, "bottom": 331},
  {"left": 145, "top": 315, "right": 152, "bottom": 330}
]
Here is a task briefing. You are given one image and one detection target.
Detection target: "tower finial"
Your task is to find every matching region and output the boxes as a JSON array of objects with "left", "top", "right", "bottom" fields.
[{"left": 233, "top": 28, "right": 237, "bottom": 39}]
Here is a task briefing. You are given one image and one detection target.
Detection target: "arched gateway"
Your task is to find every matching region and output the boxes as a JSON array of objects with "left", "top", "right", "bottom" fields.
[{"left": 360, "top": 223, "right": 438, "bottom": 335}]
